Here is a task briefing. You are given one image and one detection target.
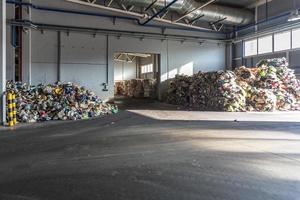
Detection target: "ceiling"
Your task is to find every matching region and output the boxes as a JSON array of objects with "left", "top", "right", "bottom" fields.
[{"left": 197, "top": 0, "right": 258, "bottom": 8}]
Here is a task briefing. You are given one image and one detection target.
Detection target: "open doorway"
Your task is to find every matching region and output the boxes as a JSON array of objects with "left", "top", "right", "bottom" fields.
[{"left": 114, "top": 52, "right": 160, "bottom": 100}]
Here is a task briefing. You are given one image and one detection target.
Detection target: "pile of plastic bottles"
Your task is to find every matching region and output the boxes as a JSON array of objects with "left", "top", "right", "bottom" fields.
[
  {"left": 6, "top": 82, "right": 118, "bottom": 123},
  {"left": 166, "top": 57, "right": 300, "bottom": 112}
]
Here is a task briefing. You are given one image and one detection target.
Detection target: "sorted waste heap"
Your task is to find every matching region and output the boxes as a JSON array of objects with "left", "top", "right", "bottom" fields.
[
  {"left": 6, "top": 82, "right": 118, "bottom": 123},
  {"left": 166, "top": 58, "right": 300, "bottom": 112},
  {"left": 115, "top": 79, "right": 157, "bottom": 98}
]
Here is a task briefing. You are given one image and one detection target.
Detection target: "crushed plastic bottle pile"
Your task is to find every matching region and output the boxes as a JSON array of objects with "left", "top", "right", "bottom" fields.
[
  {"left": 166, "top": 58, "right": 300, "bottom": 112},
  {"left": 6, "top": 82, "right": 118, "bottom": 123}
]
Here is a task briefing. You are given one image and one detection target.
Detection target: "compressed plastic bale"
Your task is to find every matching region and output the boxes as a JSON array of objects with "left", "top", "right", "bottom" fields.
[
  {"left": 143, "top": 79, "right": 156, "bottom": 98},
  {"left": 133, "top": 79, "right": 144, "bottom": 98},
  {"left": 114, "top": 81, "right": 125, "bottom": 95},
  {"left": 125, "top": 80, "right": 130, "bottom": 96}
]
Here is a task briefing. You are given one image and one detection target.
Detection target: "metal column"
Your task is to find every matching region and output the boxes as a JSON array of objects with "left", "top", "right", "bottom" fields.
[
  {"left": 0, "top": 0, "right": 6, "bottom": 125},
  {"left": 57, "top": 31, "right": 61, "bottom": 82}
]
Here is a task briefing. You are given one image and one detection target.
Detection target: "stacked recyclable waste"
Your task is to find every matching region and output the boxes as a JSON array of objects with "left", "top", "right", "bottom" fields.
[
  {"left": 6, "top": 82, "right": 118, "bottom": 123},
  {"left": 114, "top": 81, "right": 125, "bottom": 96},
  {"left": 166, "top": 75, "right": 192, "bottom": 106},
  {"left": 114, "top": 79, "right": 157, "bottom": 98},
  {"left": 256, "top": 58, "right": 300, "bottom": 111},
  {"left": 166, "top": 57, "right": 300, "bottom": 112}
]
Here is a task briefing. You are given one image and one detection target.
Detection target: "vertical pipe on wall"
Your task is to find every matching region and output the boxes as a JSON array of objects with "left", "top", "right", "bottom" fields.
[
  {"left": 157, "top": 54, "right": 161, "bottom": 99},
  {"left": 272, "top": 33, "right": 274, "bottom": 52},
  {"left": 226, "top": 42, "right": 233, "bottom": 70},
  {"left": 0, "top": 0, "right": 7, "bottom": 124},
  {"left": 166, "top": 39, "right": 169, "bottom": 79},
  {"left": 11, "top": 26, "right": 17, "bottom": 48},
  {"left": 265, "top": 0, "right": 268, "bottom": 20},
  {"left": 290, "top": 28, "right": 293, "bottom": 51},
  {"left": 241, "top": 40, "right": 244, "bottom": 66},
  {"left": 15, "top": 1, "right": 22, "bottom": 82},
  {"left": 255, "top": 4, "right": 258, "bottom": 32},
  {"left": 106, "top": 35, "right": 109, "bottom": 84},
  {"left": 102, "top": 34, "right": 109, "bottom": 92},
  {"left": 136, "top": 57, "right": 138, "bottom": 78},
  {"left": 57, "top": 31, "right": 61, "bottom": 82},
  {"left": 122, "top": 62, "right": 124, "bottom": 80}
]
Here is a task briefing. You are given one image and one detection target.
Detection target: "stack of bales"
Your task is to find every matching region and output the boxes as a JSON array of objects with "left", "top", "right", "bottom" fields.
[
  {"left": 114, "top": 79, "right": 157, "bottom": 98},
  {"left": 114, "top": 81, "right": 125, "bottom": 95},
  {"left": 143, "top": 79, "right": 157, "bottom": 98}
]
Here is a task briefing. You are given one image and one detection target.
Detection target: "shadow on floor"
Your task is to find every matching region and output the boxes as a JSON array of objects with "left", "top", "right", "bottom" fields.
[
  {"left": 0, "top": 110, "right": 300, "bottom": 200},
  {"left": 1, "top": 108, "right": 300, "bottom": 136},
  {"left": 1, "top": 98, "right": 300, "bottom": 199}
]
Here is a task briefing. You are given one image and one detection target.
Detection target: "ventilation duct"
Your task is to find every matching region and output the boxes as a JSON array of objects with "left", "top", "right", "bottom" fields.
[{"left": 121, "top": 0, "right": 254, "bottom": 26}]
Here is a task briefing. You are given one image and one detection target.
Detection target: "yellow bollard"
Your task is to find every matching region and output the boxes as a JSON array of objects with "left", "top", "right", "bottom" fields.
[
  {"left": 12, "top": 94, "right": 17, "bottom": 124},
  {"left": 7, "top": 92, "right": 14, "bottom": 127},
  {"left": 7, "top": 92, "right": 17, "bottom": 127}
]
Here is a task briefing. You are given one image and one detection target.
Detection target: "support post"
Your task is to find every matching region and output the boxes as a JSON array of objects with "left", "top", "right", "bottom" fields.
[
  {"left": 57, "top": 31, "right": 61, "bottom": 82},
  {"left": 0, "top": 0, "right": 6, "bottom": 125}
]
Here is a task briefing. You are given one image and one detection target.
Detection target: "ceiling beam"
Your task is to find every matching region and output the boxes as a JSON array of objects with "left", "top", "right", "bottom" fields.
[
  {"left": 173, "top": 0, "right": 216, "bottom": 23},
  {"left": 66, "top": 0, "right": 214, "bottom": 31},
  {"left": 247, "top": 0, "right": 273, "bottom": 8}
]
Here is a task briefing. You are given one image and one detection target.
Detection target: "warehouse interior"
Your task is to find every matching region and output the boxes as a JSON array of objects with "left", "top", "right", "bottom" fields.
[
  {"left": 1, "top": 0, "right": 300, "bottom": 199},
  {"left": 114, "top": 52, "right": 159, "bottom": 99}
]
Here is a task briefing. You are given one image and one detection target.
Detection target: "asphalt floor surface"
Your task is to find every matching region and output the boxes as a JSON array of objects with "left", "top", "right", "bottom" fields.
[{"left": 0, "top": 98, "right": 300, "bottom": 200}]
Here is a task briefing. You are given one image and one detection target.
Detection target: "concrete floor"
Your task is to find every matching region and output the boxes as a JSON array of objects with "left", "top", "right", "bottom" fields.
[{"left": 1, "top": 99, "right": 300, "bottom": 200}]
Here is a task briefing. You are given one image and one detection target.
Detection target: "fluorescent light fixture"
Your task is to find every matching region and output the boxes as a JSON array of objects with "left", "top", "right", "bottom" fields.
[{"left": 288, "top": 10, "right": 300, "bottom": 22}]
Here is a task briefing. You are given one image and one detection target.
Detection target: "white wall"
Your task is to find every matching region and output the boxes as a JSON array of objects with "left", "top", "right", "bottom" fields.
[
  {"left": 167, "top": 41, "right": 225, "bottom": 78},
  {"left": 61, "top": 32, "right": 108, "bottom": 95},
  {"left": 114, "top": 60, "right": 137, "bottom": 81},
  {"left": 31, "top": 30, "right": 58, "bottom": 85},
  {"left": 6, "top": 0, "right": 226, "bottom": 100}
]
